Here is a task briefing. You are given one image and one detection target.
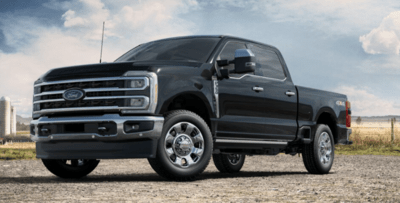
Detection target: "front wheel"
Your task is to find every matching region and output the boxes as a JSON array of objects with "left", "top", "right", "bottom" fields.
[
  {"left": 302, "top": 124, "right": 334, "bottom": 174},
  {"left": 148, "top": 110, "right": 213, "bottom": 181},
  {"left": 42, "top": 159, "right": 100, "bottom": 178},
  {"left": 213, "top": 154, "right": 245, "bottom": 173}
]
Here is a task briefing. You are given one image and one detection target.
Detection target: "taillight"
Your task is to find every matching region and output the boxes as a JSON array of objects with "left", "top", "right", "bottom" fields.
[{"left": 346, "top": 101, "right": 351, "bottom": 127}]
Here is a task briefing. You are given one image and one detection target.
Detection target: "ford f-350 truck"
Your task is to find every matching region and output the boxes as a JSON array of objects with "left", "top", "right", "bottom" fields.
[{"left": 31, "top": 35, "right": 352, "bottom": 180}]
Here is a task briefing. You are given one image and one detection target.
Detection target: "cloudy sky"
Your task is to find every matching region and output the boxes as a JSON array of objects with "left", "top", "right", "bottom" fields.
[{"left": 0, "top": 0, "right": 400, "bottom": 117}]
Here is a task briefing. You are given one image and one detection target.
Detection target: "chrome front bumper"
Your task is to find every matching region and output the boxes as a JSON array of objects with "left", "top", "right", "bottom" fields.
[{"left": 30, "top": 114, "right": 164, "bottom": 142}]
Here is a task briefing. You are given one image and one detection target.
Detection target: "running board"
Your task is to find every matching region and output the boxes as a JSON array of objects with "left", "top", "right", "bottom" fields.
[{"left": 215, "top": 139, "right": 288, "bottom": 145}]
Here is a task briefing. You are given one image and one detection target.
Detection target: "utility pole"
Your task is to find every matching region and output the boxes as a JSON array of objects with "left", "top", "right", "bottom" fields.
[{"left": 99, "top": 21, "right": 105, "bottom": 63}]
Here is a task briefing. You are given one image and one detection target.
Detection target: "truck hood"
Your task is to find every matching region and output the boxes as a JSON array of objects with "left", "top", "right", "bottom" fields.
[{"left": 39, "top": 61, "right": 203, "bottom": 82}]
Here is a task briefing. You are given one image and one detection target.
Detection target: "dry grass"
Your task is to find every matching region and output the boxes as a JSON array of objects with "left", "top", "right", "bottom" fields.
[
  {"left": 0, "top": 142, "right": 35, "bottom": 149},
  {"left": 351, "top": 122, "right": 400, "bottom": 140},
  {"left": 336, "top": 122, "right": 400, "bottom": 155}
]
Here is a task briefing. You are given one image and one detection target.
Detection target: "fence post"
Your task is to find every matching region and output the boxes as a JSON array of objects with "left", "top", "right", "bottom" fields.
[{"left": 391, "top": 118, "right": 395, "bottom": 143}]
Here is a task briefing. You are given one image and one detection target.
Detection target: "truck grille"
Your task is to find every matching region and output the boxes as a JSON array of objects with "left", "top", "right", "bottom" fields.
[
  {"left": 38, "top": 80, "right": 124, "bottom": 92},
  {"left": 33, "top": 76, "right": 154, "bottom": 115}
]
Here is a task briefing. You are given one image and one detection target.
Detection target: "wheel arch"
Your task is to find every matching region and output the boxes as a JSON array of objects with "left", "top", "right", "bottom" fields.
[
  {"left": 315, "top": 108, "right": 338, "bottom": 144},
  {"left": 159, "top": 92, "right": 214, "bottom": 130}
]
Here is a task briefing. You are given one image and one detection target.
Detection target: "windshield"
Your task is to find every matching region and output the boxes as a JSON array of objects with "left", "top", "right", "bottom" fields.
[{"left": 115, "top": 37, "right": 220, "bottom": 63}]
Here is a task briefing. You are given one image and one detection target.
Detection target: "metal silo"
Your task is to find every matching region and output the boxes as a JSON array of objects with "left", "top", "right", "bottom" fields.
[
  {"left": 0, "top": 96, "right": 11, "bottom": 138},
  {"left": 10, "top": 106, "right": 16, "bottom": 135}
]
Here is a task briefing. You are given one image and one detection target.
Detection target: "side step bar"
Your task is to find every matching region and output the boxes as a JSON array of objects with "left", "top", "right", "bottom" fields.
[{"left": 215, "top": 139, "right": 288, "bottom": 145}]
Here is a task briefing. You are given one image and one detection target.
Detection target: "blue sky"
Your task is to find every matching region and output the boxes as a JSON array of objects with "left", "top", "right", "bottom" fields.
[{"left": 0, "top": 0, "right": 400, "bottom": 117}]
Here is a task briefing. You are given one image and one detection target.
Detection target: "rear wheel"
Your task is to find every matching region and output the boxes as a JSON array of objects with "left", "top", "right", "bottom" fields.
[
  {"left": 302, "top": 124, "right": 334, "bottom": 174},
  {"left": 148, "top": 110, "right": 213, "bottom": 181},
  {"left": 42, "top": 159, "right": 100, "bottom": 179},
  {"left": 213, "top": 153, "right": 245, "bottom": 173}
]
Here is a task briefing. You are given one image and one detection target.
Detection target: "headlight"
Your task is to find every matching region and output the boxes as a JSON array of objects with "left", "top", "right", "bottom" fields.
[
  {"left": 130, "top": 98, "right": 145, "bottom": 107},
  {"left": 130, "top": 79, "right": 146, "bottom": 88},
  {"left": 122, "top": 71, "right": 158, "bottom": 114},
  {"left": 128, "top": 97, "right": 149, "bottom": 109}
]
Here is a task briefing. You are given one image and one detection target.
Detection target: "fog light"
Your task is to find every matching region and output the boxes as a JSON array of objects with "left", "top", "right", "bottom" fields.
[
  {"left": 130, "top": 98, "right": 145, "bottom": 107},
  {"left": 131, "top": 125, "right": 139, "bottom": 130},
  {"left": 130, "top": 79, "right": 146, "bottom": 88}
]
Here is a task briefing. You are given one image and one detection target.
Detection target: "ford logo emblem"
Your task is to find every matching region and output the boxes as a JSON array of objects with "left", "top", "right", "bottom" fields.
[{"left": 63, "top": 88, "right": 85, "bottom": 101}]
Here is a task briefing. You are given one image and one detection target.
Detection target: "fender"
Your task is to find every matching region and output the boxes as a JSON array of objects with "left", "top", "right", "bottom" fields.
[{"left": 155, "top": 73, "right": 215, "bottom": 119}]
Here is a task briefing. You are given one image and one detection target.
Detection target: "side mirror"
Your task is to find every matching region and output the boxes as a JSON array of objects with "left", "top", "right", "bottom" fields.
[{"left": 233, "top": 49, "right": 256, "bottom": 74}]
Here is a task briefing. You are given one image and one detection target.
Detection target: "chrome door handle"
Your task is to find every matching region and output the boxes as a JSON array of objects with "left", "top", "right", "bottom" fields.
[
  {"left": 285, "top": 91, "right": 295, "bottom": 96},
  {"left": 252, "top": 87, "right": 264, "bottom": 92}
]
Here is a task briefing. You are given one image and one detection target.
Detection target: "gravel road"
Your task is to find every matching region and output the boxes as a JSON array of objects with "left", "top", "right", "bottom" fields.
[{"left": 1, "top": 155, "right": 399, "bottom": 202}]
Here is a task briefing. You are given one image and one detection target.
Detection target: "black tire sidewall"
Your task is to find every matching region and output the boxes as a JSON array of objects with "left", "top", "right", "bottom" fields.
[
  {"left": 212, "top": 153, "right": 245, "bottom": 173},
  {"left": 221, "top": 154, "right": 245, "bottom": 172},
  {"left": 42, "top": 159, "right": 100, "bottom": 178},
  {"left": 313, "top": 125, "right": 335, "bottom": 173},
  {"left": 156, "top": 111, "right": 213, "bottom": 177}
]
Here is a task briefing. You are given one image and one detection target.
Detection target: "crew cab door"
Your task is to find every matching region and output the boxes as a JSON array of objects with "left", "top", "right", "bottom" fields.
[
  {"left": 246, "top": 43, "right": 298, "bottom": 141},
  {"left": 214, "top": 41, "right": 273, "bottom": 139}
]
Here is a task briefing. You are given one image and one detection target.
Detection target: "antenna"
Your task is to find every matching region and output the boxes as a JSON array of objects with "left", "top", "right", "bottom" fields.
[{"left": 99, "top": 21, "right": 105, "bottom": 63}]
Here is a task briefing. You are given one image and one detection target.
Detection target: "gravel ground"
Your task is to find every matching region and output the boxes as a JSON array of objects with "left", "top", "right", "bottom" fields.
[{"left": 1, "top": 155, "right": 399, "bottom": 202}]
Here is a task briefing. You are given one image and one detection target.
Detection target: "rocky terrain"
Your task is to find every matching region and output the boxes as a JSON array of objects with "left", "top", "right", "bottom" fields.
[{"left": 1, "top": 155, "right": 399, "bottom": 202}]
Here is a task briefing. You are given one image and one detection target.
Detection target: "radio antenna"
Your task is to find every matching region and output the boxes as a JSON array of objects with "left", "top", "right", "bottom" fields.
[{"left": 99, "top": 21, "right": 105, "bottom": 63}]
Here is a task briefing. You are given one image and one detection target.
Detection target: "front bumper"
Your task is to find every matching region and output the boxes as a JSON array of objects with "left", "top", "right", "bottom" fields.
[
  {"left": 30, "top": 114, "right": 164, "bottom": 159},
  {"left": 30, "top": 114, "right": 163, "bottom": 142}
]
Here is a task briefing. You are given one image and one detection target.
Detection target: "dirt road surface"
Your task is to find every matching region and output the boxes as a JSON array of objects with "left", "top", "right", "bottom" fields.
[{"left": 1, "top": 155, "right": 399, "bottom": 202}]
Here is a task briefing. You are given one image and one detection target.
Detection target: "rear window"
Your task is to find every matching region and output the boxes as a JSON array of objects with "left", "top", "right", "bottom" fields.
[{"left": 115, "top": 38, "right": 220, "bottom": 63}]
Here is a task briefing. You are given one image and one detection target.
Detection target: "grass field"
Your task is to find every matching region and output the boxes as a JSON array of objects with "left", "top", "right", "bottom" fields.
[
  {"left": 0, "top": 143, "right": 36, "bottom": 160},
  {"left": 336, "top": 122, "right": 400, "bottom": 156}
]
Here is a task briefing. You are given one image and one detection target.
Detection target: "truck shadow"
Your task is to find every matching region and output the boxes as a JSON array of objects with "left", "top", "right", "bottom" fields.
[{"left": 0, "top": 171, "right": 312, "bottom": 184}]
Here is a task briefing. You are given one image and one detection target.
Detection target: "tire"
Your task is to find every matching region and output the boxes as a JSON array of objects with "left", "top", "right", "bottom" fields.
[
  {"left": 302, "top": 124, "right": 334, "bottom": 174},
  {"left": 42, "top": 159, "right": 100, "bottom": 179},
  {"left": 213, "top": 154, "right": 245, "bottom": 173},
  {"left": 148, "top": 110, "right": 213, "bottom": 181}
]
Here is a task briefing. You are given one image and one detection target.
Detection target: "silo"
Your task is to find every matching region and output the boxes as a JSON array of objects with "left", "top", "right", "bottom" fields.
[
  {"left": 10, "top": 106, "right": 16, "bottom": 135},
  {"left": 0, "top": 96, "right": 11, "bottom": 138}
]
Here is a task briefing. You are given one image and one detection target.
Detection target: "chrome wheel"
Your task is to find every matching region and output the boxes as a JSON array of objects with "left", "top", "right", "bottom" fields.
[
  {"left": 318, "top": 132, "right": 332, "bottom": 165},
  {"left": 164, "top": 122, "right": 204, "bottom": 168},
  {"left": 227, "top": 154, "right": 242, "bottom": 165}
]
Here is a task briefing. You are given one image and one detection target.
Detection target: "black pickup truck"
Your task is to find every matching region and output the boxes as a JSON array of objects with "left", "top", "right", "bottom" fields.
[{"left": 31, "top": 35, "right": 352, "bottom": 180}]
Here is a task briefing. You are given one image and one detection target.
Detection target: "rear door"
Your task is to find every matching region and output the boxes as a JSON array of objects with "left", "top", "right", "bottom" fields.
[{"left": 247, "top": 43, "right": 298, "bottom": 141}]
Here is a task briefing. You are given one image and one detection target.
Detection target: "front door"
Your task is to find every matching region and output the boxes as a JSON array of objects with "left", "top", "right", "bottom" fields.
[{"left": 215, "top": 41, "right": 273, "bottom": 139}]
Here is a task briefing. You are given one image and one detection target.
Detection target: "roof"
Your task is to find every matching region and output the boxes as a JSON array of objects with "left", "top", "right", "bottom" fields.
[
  {"left": 0, "top": 96, "right": 10, "bottom": 101},
  {"left": 150, "top": 35, "right": 277, "bottom": 50}
]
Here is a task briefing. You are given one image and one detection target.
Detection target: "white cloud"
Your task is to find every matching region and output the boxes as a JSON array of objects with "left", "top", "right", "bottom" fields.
[
  {"left": 357, "top": 55, "right": 400, "bottom": 72},
  {"left": 335, "top": 86, "right": 400, "bottom": 116},
  {"left": 62, "top": 10, "right": 86, "bottom": 27},
  {"left": 0, "top": 0, "right": 199, "bottom": 117},
  {"left": 210, "top": 0, "right": 400, "bottom": 35},
  {"left": 360, "top": 11, "right": 400, "bottom": 55}
]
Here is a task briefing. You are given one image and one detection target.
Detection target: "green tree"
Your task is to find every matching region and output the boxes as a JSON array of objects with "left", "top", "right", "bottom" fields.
[
  {"left": 16, "top": 122, "right": 29, "bottom": 131},
  {"left": 356, "top": 116, "right": 362, "bottom": 125}
]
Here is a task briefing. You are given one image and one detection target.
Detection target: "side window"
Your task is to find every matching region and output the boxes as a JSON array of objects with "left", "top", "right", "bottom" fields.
[
  {"left": 217, "top": 41, "right": 247, "bottom": 71},
  {"left": 249, "top": 44, "right": 286, "bottom": 80}
]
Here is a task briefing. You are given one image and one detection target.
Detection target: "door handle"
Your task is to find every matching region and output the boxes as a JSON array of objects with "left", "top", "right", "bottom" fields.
[
  {"left": 252, "top": 87, "right": 264, "bottom": 92},
  {"left": 285, "top": 91, "right": 295, "bottom": 96}
]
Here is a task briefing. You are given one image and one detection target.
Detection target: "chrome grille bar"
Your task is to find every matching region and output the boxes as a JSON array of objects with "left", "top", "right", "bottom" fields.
[
  {"left": 33, "top": 96, "right": 149, "bottom": 104},
  {"left": 32, "top": 73, "right": 158, "bottom": 115},
  {"left": 34, "top": 88, "right": 144, "bottom": 97}
]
